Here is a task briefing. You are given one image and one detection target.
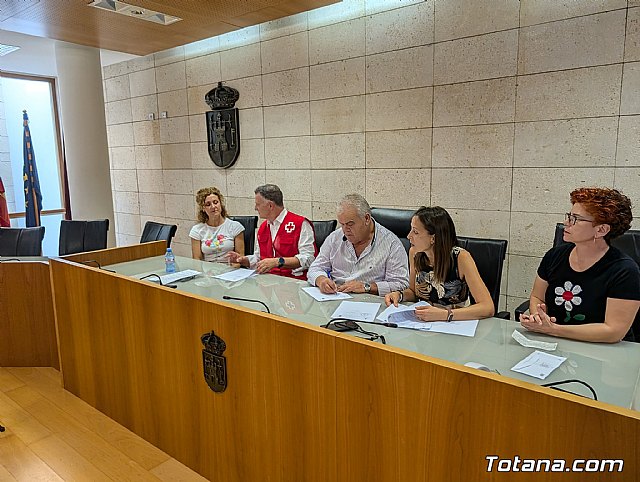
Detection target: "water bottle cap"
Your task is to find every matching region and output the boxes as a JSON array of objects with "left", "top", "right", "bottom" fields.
[{"left": 167, "top": 247, "right": 172, "bottom": 252}]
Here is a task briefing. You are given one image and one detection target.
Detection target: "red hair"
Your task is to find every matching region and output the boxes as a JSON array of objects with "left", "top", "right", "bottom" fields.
[{"left": 570, "top": 187, "right": 632, "bottom": 242}]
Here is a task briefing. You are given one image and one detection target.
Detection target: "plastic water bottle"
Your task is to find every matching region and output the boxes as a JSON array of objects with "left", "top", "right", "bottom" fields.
[{"left": 165, "top": 247, "right": 176, "bottom": 273}]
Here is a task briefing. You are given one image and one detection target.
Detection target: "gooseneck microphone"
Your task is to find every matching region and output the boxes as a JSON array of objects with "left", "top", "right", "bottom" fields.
[
  {"left": 222, "top": 295, "right": 271, "bottom": 314},
  {"left": 140, "top": 273, "right": 177, "bottom": 289},
  {"left": 78, "top": 260, "right": 116, "bottom": 272},
  {"left": 323, "top": 317, "right": 398, "bottom": 328}
]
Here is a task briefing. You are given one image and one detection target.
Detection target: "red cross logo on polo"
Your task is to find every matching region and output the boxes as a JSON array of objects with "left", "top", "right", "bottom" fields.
[{"left": 284, "top": 221, "right": 295, "bottom": 233}]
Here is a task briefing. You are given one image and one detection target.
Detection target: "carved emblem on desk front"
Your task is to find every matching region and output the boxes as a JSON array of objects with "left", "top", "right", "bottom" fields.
[{"left": 201, "top": 330, "right": 227, "bottom": 393}]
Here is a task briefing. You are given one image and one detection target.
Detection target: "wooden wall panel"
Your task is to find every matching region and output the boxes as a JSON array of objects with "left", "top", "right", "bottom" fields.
[
  {"left": 61, "top": 241, "right": 165, "bottom": 267},
  {"left": 0, "top": 261, "right": 58, "bottom": 368}
]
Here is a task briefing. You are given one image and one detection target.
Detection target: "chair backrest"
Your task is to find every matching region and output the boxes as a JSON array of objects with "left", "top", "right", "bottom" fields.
[
  {"left": 370, "top": 207, "right": 413, "bottom": 254},
  {"left": 0, "top": 226, "right": 46, "bottom": 256},
  {"left": 140, "top": 221, "right": 177, "bottom": 248},
  {"left": 457, "top": 236, "right": 508, "bottom": 314},
  {"left": 312, "top": 220, "right": 337, "bottom": 249},
  {"left": 229, "top": 215, "right": 258, "bottom": 255},
  {"left": 59, "top": 219, "right": 109, "bottom": 256}
]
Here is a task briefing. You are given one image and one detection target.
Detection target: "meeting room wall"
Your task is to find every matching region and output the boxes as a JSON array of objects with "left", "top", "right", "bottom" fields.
[{"left": 102, "top": 0, "right": 640, "bottom": 313}]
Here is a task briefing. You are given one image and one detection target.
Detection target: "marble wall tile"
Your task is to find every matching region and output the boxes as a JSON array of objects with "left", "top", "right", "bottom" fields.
[
  {"left": 511, "top": 167, "right": 614, "bottom": 213},
  {"left": 366, "top": 2, "right": 433, "bottom": 55},
  {"left": 155, "top": 62, "right": 187, "bottom": 93},
  {"left": 131, "top": 95, "right": 158, "bottom": 122},
  {"left": 308, "top": 0, "right": 365, "bottom": 29},
  {"left": 238, "top": 107, "right": 265, "bottom": 139},
  {"left": 309, "top": 18, "right": 365, "bottom": 65},
  {"left": 433, "top": 77, "right": 515, "bottom": 126},
  {"left": 129, "top": 69, "right": 157, "bottom": 97},
  {"left": 105, "top": 76, "right": 130, "bottom": 102},
  {"left": 434, "top": 29, "right": 518, "bottom": 85},
  {"left": 261, "top": 32, "right": 309, "bottom": 74},
  {"left": 311, "top": 169, "right": 366, "bottom": 201},
  {"left": 190, "top": 142, "right": 211, "bottom": 169},
  {"left": 184, "top": 37, "right": 220, "bottom": 59},
  {"left": 154, "top": 46, "right": 185, "bottom": 66},
  {"left": 265, "top": 169, "right": 312, "bottom": 201},
  {"left": 164, "top": 194, "right": 196, "bottom": 220},
  {"left": 520, "top": 0, "right": 626, "bottom": 27},
  {"left": 116, "top": 233, "right": 140, "bottom": 247},
  {"left": 264, "top": 103, "right": 309, "bottom": 137},
  {"left": 220, "top": 43, "right": 262, "bottom": 80},
  {"left": 227, "top": 169, "right": 266, "bottom": 198},
  {"left": 621, "top": 62, "right": 640, "bottom": 115},
  {"left": 228, "top": 76, "right": 263, "bottom": 109},
  {"left": 312, "top": 201, "right": 338, "bottom": 221},
  {"left": 518, "top": 11, "right": 625, "bottom": 75},
  {"left": 137, "top": 169, "right": 164, "bottom": 193},
  {"left": 366, "top": 168, "right": 430, "bottom": 207},
  {"left": 434, "top": 0, "right": 519, "bottom": 42},
  {"left": 186, "top": 53, "right": 221, "bottom": 87},
  {"left": 448, "top": 209, "right": 511, "bottom": 241},
  {"left": 506, "top": 254, "right": 541, "bottom": 298},
  {"left": 161, "top": 143, "right": 192, "bottom": 170},
  {"left": 616, "top": 115, "right": 640, "bottom": 166},
  {"left": 236, "top": 138, "right": 265, "bottom": 169},
  {"left": 310, "top": 58, "right": 365, "bottom": 100},
  {"left": 311, "top": 96, "right": 365, "bottom": 134},
  {"left": 191, "top": 169, "right": 228, "bottom": 195},
  {"left": 366, "top": 0, "right": 424, "bottom": 15},
  {"left": 509, "top": 211, "right": 564, "bottom": 257},
  {"left": 613, "top": 168, "right": 640, "bottom": 204},
  {"left": 366, "top": 128, "right": 431, "bottom": 169},
  {"left": 133, "top": 120, "right": 160, "bottom": 145},
  {"left": 286, "top": 200, "right": 313, "bottom": 219},
  {"left": 157, "top": 90, "right": 188, "bottom": 118},
  {"left": 260, "top": 12, "right": 308, "bottom": 41},
  {"left": 187, "top": 85, "right": 210, "bottom": 115},
  {"left": 265, "top": 136, "right": 311, "bottom": 169},
  {"left": 112, "top": 169, "right": 138, "bottom": 192},
  {"left": 188, "top": 114, "right": 206, "bottom": 143},
  {"left": 114, "top": 191, "right": 139, "bottom": 214},
  {"left": 514, "top": 117, "right": 618, "bottom": 167},
  {"left": 115, "top": 213, "right": 141, "bottom": 236},
  {"left": 367, "top": 88, "right": 433, "bottom": 131},
  {"left": 138, "top": 192, "right": 166, "bottom": 217},
  {"left": 135, "top": 145, "right": 162, "bottom": 170},
  {"left": 127, "top": 56, "right": 155, "bottom": 73},
  {"left": 107, "top": 123, "right": 134, "bottom": 147},
  {"left": 163, "top": 169, "right": 193, "bottom": 195},
  {"left": 366, "top": 45, "right": 433, "bottom": 93},
  {"left": 625, "top": 7, "right": 640, "bottom": 62},
  {"left": 506, "top": 295, "right": 529, "bottom": 316},
  {"left": 310, "top": 133, "right": 366, "bottom": 169},
  {"left": 159, "top": 117, "right": 190, "bottom": 144},
  {"left": 263, "top": 67, "right": 310, "bottom": 106},
  {"left": 226, "top": 196, "right": 257, "bottom": 217},
  {"left": 103, "top": 63, "right": 129, "bottom": 80},
  {"left": 219, "top": 26, "right": 260, "bottom": 51},
  {"left": 432, "top": 124, "right": 514, "bottom": 168},
  {"left": 431, "top": 168, "right": 512, "bottom": 211},
  {"left": 110, "top": 146, "right": 136, "bottom": 169},
  {"left": 516, "top": 65, "right": 622, "bottom": 121}
]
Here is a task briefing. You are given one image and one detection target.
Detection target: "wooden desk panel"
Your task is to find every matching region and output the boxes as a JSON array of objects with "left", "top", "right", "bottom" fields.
[
  {"left": 62, "top": 241, "right": 166, "bottom": 266},
  {"left": 0, "top": 261, "right": 58, "bottom": 368}
]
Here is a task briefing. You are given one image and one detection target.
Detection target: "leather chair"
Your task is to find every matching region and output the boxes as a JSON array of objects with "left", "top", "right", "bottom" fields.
[
  {"left": 59, "top": 219, "right": 109, "bottom": 256},
  {"left": 229, "top": 215, "right": 258, "bottom": 255},
  {"left": 457, "top": 236, "right": 510, "bottom": 319},
  {"left": 370, "top": 207, "right": 413, "bottom": 254},
  {"left": 0, "top": 226, "right": 45, "bottom": 256},
  {"left": 140, "top": 221, "right": 177, "bottom": 248},
  {"left": 312, "top": 220, "right": 337, "bottom": 249}
]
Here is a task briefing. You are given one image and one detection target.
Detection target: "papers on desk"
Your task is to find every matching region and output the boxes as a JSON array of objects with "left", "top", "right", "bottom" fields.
[
  {"left": 511, "top": 329, "right": 558, "bottom": 351},
  {"left": 511, "top": 350, "right": 566, "bottom": 380},
  {"left": 331, "top": 301, "right": 380, "bottom": 323},
  {"left": 301, "top": 286, "right": 352, "bottom": 302},
  {"left": 377, "top": 301, "right": 429, "bottom": 322},
  {"left": 213, "top": 268, "right": 256, "bottom": 282},
  {"left": 160, "top": 269, "right": 201, "bottom": 285},
  {"left": 379, "top": 301, "right": 479, "bottom": 337}
]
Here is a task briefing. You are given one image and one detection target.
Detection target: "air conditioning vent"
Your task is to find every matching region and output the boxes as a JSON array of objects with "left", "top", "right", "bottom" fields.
[{"left": 88, "top": 0, "right": 181, "bottom": 25}]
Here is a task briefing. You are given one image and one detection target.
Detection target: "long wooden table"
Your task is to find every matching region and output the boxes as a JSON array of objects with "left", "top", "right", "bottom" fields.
[{"left": 49, "top": 247, "right": 640, "bottom": 481}]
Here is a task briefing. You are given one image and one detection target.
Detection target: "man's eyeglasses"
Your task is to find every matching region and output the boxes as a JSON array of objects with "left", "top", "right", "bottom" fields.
[
  {"left": 565, "top": 212, "right": 594, "bottom": 226},
  {"left": 323, "top": 319, "right": 387, "bottom": 344}
]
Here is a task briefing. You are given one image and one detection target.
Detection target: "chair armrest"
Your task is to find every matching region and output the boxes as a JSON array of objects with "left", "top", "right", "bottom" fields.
[{"left": 514, "top": 300, "right": 529, "bottom": 321}]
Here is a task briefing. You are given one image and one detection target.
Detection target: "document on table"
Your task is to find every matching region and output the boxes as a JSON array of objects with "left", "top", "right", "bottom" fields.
[
  {"left": 511, "top": 350, "right": 567, "bottom": 380},
  {"left": 301, "top": 286, "right": 352, "bottom": 302},
  {"left": 384, "top": 303, "right": 479, "bottom": 337},
  {"left": 331, "top": 301, "right": 381, "bottom": 323},
  {"left": 511, "top": 329, "right": 558, "bottom": 351},
  {"left": 213, "top": 268, "right": 256, "bottom": 282},
  {"left": 377, "top": 301, "right": 429, "bottom": 322}
]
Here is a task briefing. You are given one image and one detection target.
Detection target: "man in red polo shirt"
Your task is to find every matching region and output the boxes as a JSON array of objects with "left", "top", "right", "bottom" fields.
[{"left": 228, "top": 184, "right": 317, "bottom": 279}]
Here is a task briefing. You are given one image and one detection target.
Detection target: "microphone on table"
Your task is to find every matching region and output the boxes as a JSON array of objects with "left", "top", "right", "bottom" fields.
[
  {"left": 78, "top": 259, "right": 116, "bottom": 273},
  {"left": 222, "top": 295, "right": 271, "bottom": 314},
  {"left": 139, "top": 273, "right": 177, "bottom": 289}
]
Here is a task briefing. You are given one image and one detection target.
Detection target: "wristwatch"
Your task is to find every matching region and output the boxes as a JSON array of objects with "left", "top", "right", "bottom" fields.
[
  {"left": 277, "top": 257, "right": 285, "bottom": 268},
  {"left": 363, "top": 282, "right": 371, "bottom": 293}
]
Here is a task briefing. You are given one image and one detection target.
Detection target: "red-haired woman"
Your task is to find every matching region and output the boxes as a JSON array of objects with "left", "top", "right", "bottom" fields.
[{"left": 520, "top": 187, "right": 640, "bottom": 343}]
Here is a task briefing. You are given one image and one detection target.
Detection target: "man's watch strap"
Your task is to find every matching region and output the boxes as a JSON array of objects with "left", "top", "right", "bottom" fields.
[
  {"left": 363, "top": 282, "right": 371, "bottom": 293},
  {"left": 277, "top": 257, "right": 285, "bottom": 268}
]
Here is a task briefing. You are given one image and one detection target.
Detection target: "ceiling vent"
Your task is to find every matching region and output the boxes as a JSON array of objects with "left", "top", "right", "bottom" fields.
[
  {"left": 0, "top": 44, "right": 20, "bottom": 56},
  {"left": 88, "top": 0, "right": 181, "bottom": 25}
]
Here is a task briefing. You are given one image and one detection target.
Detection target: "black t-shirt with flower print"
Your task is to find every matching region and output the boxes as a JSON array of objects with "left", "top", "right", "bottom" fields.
[{"left": 537, "top": 244, "right": 640, "bottom": 341}]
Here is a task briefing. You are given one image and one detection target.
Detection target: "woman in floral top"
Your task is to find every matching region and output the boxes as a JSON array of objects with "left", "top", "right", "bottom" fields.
[
  {"left": 189, "top": 187, "right": 245, "bottom": 263},
  {"left": 520, "top": 188, "right": 640, "bottom": 343}
]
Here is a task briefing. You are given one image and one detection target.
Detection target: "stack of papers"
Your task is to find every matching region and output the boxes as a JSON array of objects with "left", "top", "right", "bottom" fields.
[
  {"left": 379, "top": 301, "right": 479, "bottom": 337},
  {"left": 330, "top": 301, "right": 380, "bottom": 322},
  {"left": 159, "top": 269, "right": 200, "bottom": 284},
  {"left": 301, "top": 287, "right": 352, "bottom": 302},
  {"left": 213, "top": 268, "right": 256, "bottom": 282}
]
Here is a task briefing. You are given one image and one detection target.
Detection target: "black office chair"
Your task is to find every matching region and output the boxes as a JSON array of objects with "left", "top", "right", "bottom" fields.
[
  {"left": 371, "top": 207, "right": 413, "bottom": 254},
  {"left": 59, "top": 219, "right": 109, "bottom": 256},
  {"left": 458, "top": 236, "right": 509, "bottom": 319},
  {"left": 0, "top": 226, "right": 45, "bottom": 256},
  {"left": 140, "top": 221, "right": 177, "bottom": 248},
  {"left": 229, "top": 215, "right": 258, "bottom": 255},
  {"left": 312, "top": 220, "right": 337, "bottom": 249}
]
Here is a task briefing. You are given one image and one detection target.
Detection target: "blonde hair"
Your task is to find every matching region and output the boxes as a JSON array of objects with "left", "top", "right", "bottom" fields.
[{"left": 196, "top": 187, "right": 227, "bottom": 223}]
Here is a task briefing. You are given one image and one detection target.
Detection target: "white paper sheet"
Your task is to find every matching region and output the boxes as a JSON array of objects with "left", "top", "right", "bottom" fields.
[
  {"left": 386, "top": 306, "right": 479, "bottom": 337},
  {"left": 301, "top": 286, "right": 352, "bottom": 302},
  {"left": 213, "top": 268, "right": 256, "bottom": 282},
  {"left": 511, "top": 329, "right": 558, "bottom": 351},
  {"left": 427, "top": 320, "right": 479, "bottom": 337},
  {"left": 511, "top": 350, "right": 566, "bottom": 380},
  {"left": 159, "top": 269, "right": 201, "bottom": 285},
  {"left": 331, "top": 301, "right": 381, "bottom": 323},
  {"left": 377, "top": 301, "right": 429, "bottom": 322}
]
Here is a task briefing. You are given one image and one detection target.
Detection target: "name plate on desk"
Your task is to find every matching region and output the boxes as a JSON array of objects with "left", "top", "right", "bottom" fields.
[{"left": 201, "top": 331, "right": 227, "bottom": 393}]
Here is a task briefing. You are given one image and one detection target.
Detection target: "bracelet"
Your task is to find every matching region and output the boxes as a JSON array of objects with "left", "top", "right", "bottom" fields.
[
  {"left": 397, "top": 290, "right": 404, "bottom": 303},
  {"left": 446, "top": 306, "right": 454, "bottom": 322}
]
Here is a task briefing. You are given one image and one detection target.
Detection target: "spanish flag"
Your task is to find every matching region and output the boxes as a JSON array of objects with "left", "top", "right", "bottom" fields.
[
  {"left": 23, "top": 110, "right": 43, "bottom": 227},
  {"left": 0, "top": 176, "right": 9, "bottom": 227}
]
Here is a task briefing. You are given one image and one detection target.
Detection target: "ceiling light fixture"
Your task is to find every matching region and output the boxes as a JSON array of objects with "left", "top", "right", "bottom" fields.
[{"left": 88, "top": 0, "right": 181, "bottom": 26}]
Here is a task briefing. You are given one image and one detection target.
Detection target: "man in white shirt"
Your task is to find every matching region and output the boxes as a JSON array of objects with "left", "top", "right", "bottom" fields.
[
  {"left": 228, "top": 184, "right": 317, "bottom": 279},
  {"left": 307, "top": 194, "right": 409, "bottom": 296}
]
